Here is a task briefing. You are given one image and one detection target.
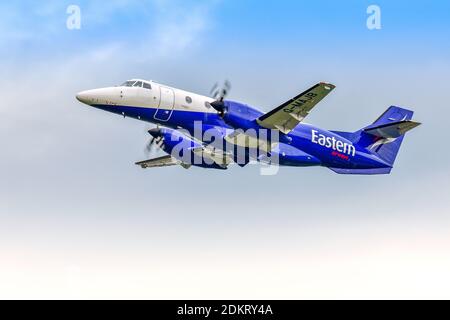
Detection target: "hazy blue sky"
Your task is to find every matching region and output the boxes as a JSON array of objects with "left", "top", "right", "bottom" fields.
[{"left": 1, "top": 0, "right": 449, "bottom": 299}]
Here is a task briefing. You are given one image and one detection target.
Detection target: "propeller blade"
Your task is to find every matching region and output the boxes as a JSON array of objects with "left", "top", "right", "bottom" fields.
[
  {"left": 145, "top": 137, "right": 154, "bottom": 155},
  {"left": 220, "top": 80, "right": 231, "bottom": 101},
  {"left": 209, "top": 80, "right": 231, "bottom": 101},
  {"left": 144, "top": 127, "right": 164, "bottom": 155},
  {"left": 209, "top": 82, "right": 219, "bottom": 98}
]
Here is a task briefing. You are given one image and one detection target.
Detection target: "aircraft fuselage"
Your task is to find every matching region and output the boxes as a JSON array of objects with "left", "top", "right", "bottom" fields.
[{"left": 76, "top": 79, "right": 398, "bottom": 172}]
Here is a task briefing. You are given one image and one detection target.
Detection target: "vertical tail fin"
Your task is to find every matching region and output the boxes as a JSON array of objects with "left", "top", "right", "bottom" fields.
[{"left": 355, "top": 106, "right": 420, "bottom": 166}]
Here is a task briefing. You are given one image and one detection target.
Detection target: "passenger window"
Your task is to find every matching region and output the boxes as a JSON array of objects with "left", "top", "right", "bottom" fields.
[
  {"left": 185, "top": 96, "right": 193, "bottom": 104},
  {"left": 205, "top": 101, "right": 211, "bottom": 109},
  {"left": 143, "top": 83, "right": 152, "bottom": 90}
]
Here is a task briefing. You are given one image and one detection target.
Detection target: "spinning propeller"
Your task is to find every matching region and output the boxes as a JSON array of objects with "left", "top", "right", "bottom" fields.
[
  {"left": 209, "top": 80, "right": 231, "bottom": 118},
  {"left": 210, "top": 80, "right": 231, "bottom": 101},
  {"left": 144, "top": 127, "right": 164, "bottom": 156}
]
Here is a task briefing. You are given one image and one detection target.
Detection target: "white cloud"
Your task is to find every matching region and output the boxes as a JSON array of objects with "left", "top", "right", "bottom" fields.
[
  {"left": 0, "top": 0, "right": 217, "bottom": 58},
  {"left": 150, "top": 1, "right": 213, "bottom": 57}
]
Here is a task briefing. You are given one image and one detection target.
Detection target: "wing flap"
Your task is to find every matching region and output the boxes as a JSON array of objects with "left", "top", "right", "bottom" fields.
[
  {"left": 191, "top": 146, "right": 233, "bottom": 168},
  {"left": 224, "top": 130, "right": 275, "bottom": 153}
]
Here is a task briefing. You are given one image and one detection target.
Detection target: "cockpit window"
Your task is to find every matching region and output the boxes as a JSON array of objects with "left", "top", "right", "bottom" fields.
[
  {"left": 121, "top": 81, "right": 136, "bottom": 87},
  {"left": 133, "top": 81, "right": 143, "bottom": 87},
  {"left": 143, "top": 82, "right": 152, "bottom": 90}
]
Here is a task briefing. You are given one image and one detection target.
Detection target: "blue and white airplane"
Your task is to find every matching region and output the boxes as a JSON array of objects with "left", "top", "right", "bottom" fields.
[{"left": 76, "top": 79, "right": 420, "bottom": 174}]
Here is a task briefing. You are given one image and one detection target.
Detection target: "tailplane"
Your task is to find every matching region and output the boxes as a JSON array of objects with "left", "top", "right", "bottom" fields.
[{"left": 355, "top": 106, "right": 420, "bottom": 166}]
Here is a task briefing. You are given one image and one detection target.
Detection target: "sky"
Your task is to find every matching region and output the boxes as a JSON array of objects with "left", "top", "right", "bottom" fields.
[{"left": 1, "top": 0, "right": 450, "bottom": 299}]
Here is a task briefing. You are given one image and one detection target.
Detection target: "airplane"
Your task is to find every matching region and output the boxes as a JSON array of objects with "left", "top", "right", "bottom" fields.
[{"left": 76, "top": 79, "right": 420, "bottom": 174}]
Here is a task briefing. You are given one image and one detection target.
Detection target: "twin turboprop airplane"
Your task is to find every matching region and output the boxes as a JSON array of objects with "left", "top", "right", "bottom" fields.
[{"left": 76, "top": 79, "right": 420, "bottom": 174}]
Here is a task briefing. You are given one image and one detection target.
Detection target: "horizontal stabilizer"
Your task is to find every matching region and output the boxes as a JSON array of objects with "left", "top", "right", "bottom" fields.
[
  {"left": 135, "top": 155, "right": 190, "bottom": 169},
  {"left": 329, "top": 167, "right": 392, "bottom": 175},
  {"left": 364, "top": 120, "right": 421, "bottom": 138}
]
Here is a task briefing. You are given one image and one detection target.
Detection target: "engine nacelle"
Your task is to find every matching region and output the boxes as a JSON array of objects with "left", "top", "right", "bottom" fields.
[
  {"left": 218, "top": 101, "right": 290, "bottom": 145},
  {"left": 220, "top": 101, "right": 262, "bottom": 131},
  {"left": 153, "top": 127, "right": 227, "bottom": 169}
]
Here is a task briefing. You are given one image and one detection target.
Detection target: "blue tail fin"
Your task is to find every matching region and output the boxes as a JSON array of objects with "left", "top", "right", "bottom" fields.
[{"left": 355, "top": 106, "right": 420, "bottom": 166}]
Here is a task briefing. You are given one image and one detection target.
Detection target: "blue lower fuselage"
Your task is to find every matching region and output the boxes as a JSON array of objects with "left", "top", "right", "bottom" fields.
[{"left": 91, "top": 103, "right": 389, "bottom": 170}]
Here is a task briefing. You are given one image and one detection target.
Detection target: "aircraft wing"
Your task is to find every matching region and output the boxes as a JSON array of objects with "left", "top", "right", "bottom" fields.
[
  {"left": 191, "top": 146, "right": 233, "bottom": 168},
  {"left": 224, "top": 130, "right": 276, "bottom": 153},
  {"left": 256, "top": 82, "right": 335, "bottom": 134},
  {"left": 135, "top": 147, "right": 232, "bottom": 169},
  {"left": 135, "top": 155, "right": 190, "bottom": 169}
]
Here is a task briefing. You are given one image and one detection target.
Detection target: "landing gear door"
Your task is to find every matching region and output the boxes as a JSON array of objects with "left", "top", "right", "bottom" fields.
[{"left": 154, "top": 86, "right": 175, "bottom": 122}]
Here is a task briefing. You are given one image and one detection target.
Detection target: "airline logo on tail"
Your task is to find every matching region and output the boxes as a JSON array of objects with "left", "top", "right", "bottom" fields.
[{"left": 369, "top": 137, "right": 397, "bottom": 150}]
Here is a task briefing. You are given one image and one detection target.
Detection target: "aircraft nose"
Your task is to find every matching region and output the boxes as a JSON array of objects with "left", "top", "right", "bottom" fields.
[
  {"left": 76, "top": 87, "right": 120, "bottom": 106},
  {"left": 76, "top": 90, "right": 93, "bottom": 105}
]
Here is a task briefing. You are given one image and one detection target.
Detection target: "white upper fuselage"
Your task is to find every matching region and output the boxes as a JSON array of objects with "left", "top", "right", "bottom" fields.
[{"left": 76, "top": 79, "right": 216, "bottom": 121}]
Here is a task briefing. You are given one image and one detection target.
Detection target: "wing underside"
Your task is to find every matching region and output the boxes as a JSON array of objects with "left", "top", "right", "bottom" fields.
[{"left": 135, "top": 155, "right": 190, "bottom": 169}]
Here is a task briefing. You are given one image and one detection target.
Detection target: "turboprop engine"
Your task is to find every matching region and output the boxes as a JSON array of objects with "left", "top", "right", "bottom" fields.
[{"left": 147, "top": 127, "right": 230, "bottom": 169}]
